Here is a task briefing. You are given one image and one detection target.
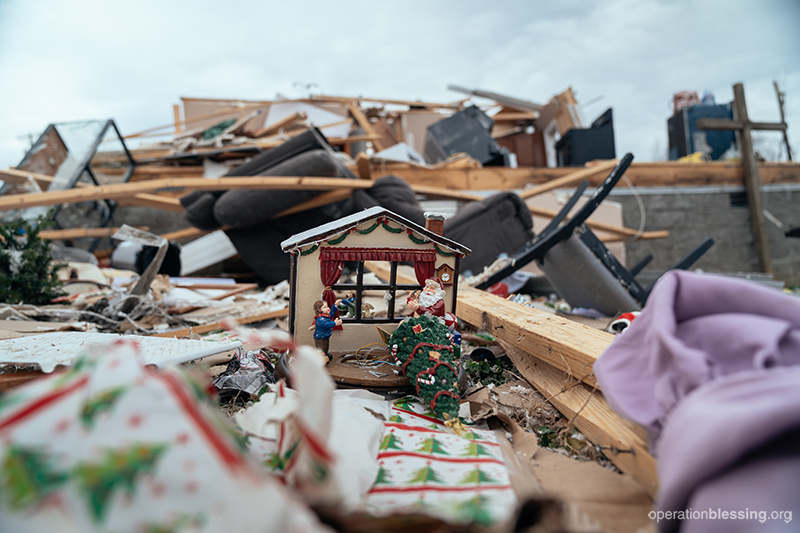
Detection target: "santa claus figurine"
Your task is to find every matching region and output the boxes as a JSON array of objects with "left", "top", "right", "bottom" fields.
[{"left": 408, "top": 276, "right": 446, "bottom": 318}]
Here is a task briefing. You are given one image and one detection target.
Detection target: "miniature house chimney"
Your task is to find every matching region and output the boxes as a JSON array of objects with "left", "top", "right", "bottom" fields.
[{"left": 424, "top": 212, "right": 446, "bottom": 236}]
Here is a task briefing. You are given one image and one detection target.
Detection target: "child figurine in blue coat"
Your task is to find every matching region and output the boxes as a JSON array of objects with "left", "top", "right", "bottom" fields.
[{"left": 312, "top": 300, "right": 342, "bottom": 363}]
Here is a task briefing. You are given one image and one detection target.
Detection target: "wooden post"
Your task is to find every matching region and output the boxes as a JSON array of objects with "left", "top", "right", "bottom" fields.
[
  {"left": 774, "top": 81, "right": 794, "bottom": 161},
  {"left": 696, "top": 82, "right": 789, "bottom": 274},
  {"left": 173, "top": 104, "right": 182, "bottom": 134},
  {"left": 733, "top": 83, "right": 772, "bottom": 273}
]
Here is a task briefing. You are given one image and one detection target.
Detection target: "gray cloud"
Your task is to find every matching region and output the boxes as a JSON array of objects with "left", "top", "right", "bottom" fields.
[{"left": 0, "top": 0, "right": 798, "bottom": 167}]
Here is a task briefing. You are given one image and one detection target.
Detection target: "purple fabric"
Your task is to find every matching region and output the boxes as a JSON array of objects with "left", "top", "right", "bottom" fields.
[{"left": 594, "top": 270, "right": 800, "bottom": 532}]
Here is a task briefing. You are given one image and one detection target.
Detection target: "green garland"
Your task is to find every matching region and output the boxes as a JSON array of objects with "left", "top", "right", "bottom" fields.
[
  {"left": 434, "top": 244, "right": 458, "bottom": 257},
  {"left": 356, "top": 220, "right": 381, "bottom": 234},
  {"left": 325, "top": 233, "right": 349, "bottom": 245},
  {"left": 406, "top": 229, "right": 428, "bottom": 245},
  {"left": 298, "top": 218, "right": 459, "bottom": 257},
  {"left": 299, "top": 244, "right": 319, "bottom": 256},
  {"left": 381, "top": 219, "right": 403, "bottom": 233}
]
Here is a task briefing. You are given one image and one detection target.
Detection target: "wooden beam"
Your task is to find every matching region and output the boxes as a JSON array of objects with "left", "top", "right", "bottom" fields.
[
  {"left": 173, "top": 104, "right": 182, "bottom": 134},
  {"left": 273, "top": 189, "right": 354, "bottom": 218},
  {"left": 407, "top": 184, "right": 669, "bottom": 240},
  {"left": 696, "top": 117, "right": 787, "bottom": 132},
  {"left": 251, "top": 112, "right": 307, "bottom": 138},
  {"left": 0, "top": 176, "right": 374, "bottom": 211},
  {"left": 492, "top": 112, "right": 539, "bottom": 121},
  {"left": 518, "top": 160, "right": 618, "bottom": 199},
  {"left": 124, "top": 104, "right": 264, "bottom": 139},
  {"left": 0, "top": 168, "right": 57, "bottom": 190},
  {"left": 734, "top": 83, "right": 772, "bottom": 273},
  {"left": 1, "top": 168, "right": 184, "bottom": 212},
  {"left": 526, "top": 204, "right": 670, "bottom": 240},
  {"left": 774, "top": 81, "right": 794, "bottom": 161},
  {"left": 116, "top": 193, "right": 184, "bottom": 212},
  {"left": 159, "top": 227, "right": 211, "bottom": 242},
  {"left": 373, "top": 162, "right": 800, "bottom": 190},
  {"left": 148, "top": 307, "right": 289, "bottom": 338},
  {"left": 502, "top": 343, "right": 657, "bottom": 498},
  {"left": 348, "top": 103, "right": 385, "bottom": 152},
  {"left": 356, "top": 153, "right": 372, "bottom": 179},
  {"left": 456, "top": 287, "right": 611, "bottom": 389},
  {"left": 308, "top": 94, "right": 461, "bottom": 109},
  {"left": 39, "top": 226, "right": 148, "bottom": 240}
]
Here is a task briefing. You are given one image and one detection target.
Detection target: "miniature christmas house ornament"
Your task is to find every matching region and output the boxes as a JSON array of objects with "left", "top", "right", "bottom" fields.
[
  {"left": 281, "top": 207, "right": 471, "bottom": 394},
  {"left": 281, "top": 207, "right": 470, "bottom": 354}
]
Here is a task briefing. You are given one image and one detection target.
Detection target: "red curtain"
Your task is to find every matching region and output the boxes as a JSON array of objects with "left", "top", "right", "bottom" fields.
[
  {"left": 320, "top": 259, "right": 343, "bottom": 307},
  {"left": 414, "top": 260, "right": 435, "bottom": 287},
  {"left": 319, "top": 247, "right": 435, "bottom": 263}
]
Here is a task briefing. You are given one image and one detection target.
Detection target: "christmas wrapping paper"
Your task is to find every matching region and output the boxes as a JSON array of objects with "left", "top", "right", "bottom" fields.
[
  {"left": 365, "top": 396, "right": 518, "bottom": 526},
  {"left": 0, "top": 337, "right": 327, "bottom": 533}
]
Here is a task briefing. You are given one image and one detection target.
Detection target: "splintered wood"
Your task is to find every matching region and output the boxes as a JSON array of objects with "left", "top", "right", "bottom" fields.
[
  {"left": 456, "top": 287, "right": 611, "bottom": 389},
  {"left": 502, "top": 344, "right": 658, "bottom": 498},
  {"left": 455, "top": 288, "right": 658, "bottom": 498}
]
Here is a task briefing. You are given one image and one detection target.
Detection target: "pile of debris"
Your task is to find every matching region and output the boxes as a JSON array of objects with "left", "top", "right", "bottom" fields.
[{"left": 1, "top": 82, "right": 799, "bottom": 532}]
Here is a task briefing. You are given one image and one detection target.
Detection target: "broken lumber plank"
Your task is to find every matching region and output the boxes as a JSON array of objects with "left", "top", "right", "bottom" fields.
[
  {"left": 251, "top": 112, "right": 307, "bottom": 138},
  {"left": 375, "top": 162, "right": 800, "bottom": 190},
  {"left": 167, "top": 283, "right": 259, "bottom": 314},
  {"left": 492, "top": 111, "right": 539, "bottom": 121},
  {"left": 456, "top": 287, "right": 612, "bottom": 389},
  {"left": 502, "top": 343, "right": 658, "bottom": 498},
  {"left": 0, "top": 177, "right": 374, "bottom": 211},
  {"left": 173, "top": 104, "right": 182, "bottom": 134},
  {"left": 148, "top": 307, "right": 289, "bottom": 338},
  {"left": 124, "top": 103, "right": 265, "bottom": 139},
  {"left": 159, "top": 227, "right": 212, "bottom": 242},
  {"left": 518, "top": 160, "right": 618, "bottom": 199},
  {"left": 526, "top": 204, "right": 670, "bottom": 240},
  {"left": 116, "top": 193, "right": 184, "bottom": 212},
  {"left": 408, "top": 184, "right": 669, "bottom": 240},
  {"left": 348, "top": 103, "right": 385, "bottom": 151},
  {"left": 308, "top": 95, "right": 463, "bottom": 109},
  {"left": 152, "top": 190, "right": 354, "bottom": 245},
  {"left": 0, "top": 168, "right": 55, "bottom": 190},
  {"left": 39, "top": 226, "right": 148, "bottom": 240},
  {"left": 273, "top": 189, "right": 354, "bottom": 218},
  {"left": 0, "top": 168, "right": 183, "bottom": 212}
]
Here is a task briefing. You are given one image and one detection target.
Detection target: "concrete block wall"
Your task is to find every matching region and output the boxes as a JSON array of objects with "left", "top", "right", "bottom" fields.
[{"left": 609, "top": 185, "right": 800, "bottom": 285}]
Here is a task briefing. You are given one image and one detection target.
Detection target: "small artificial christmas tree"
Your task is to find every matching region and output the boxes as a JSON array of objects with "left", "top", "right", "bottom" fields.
[
  {"left": 388, "top": 314, "right": 460, "bottom": 419},
  {"left": 0, "top": 213, "right": 66, "bottom": 305}
]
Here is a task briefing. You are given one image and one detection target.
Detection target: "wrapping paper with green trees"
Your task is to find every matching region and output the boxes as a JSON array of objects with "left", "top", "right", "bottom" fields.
[
  {"left": 0, "top": 338, "right": 326, "bottom": 533},
  {"left": 364, "top": 396, "right": 517, "bottom": 526}
]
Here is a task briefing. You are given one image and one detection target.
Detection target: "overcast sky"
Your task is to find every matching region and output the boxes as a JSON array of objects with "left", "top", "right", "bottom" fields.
[{"left": 0, "top": 0, "right": 798, "bottom": 168}]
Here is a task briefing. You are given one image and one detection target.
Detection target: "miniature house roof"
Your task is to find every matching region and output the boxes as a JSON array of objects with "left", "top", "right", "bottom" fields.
[{"left": 280, "top": 206, "right": 471, "bottom": 256}]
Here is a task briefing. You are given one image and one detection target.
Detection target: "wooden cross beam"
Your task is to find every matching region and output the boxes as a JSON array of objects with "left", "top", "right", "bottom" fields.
[{"left": 697, "top": 82, "right": 788, "bottom": 273}]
